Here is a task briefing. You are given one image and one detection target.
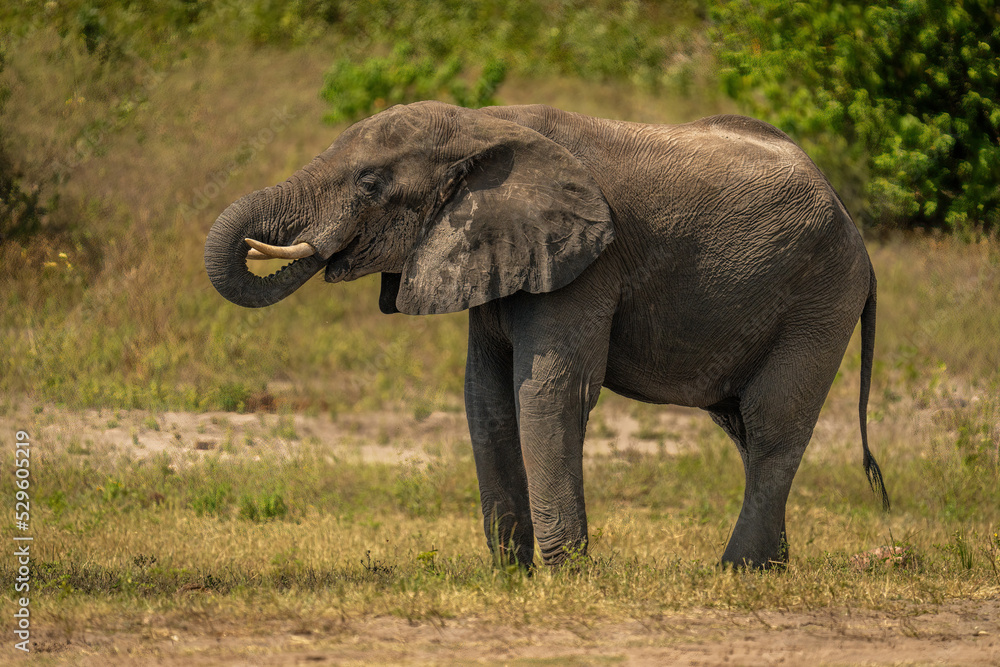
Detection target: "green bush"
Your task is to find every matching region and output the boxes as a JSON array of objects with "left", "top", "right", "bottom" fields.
[
  {"left": 321, "top": 43, "right": 507, "bottom": 123},
  {"left": 713, "top": 0, "right": 1000, "bottom": 233},
  {"left": 320, "top": 0, "right": 702, "bottom": 124},
  {"left": 216, "top": 382, "right": 251, "bottom": 413},
  {"left": 239, "top": 492, "right": 289, "bottom": 521},
  {"left": 190, "top": 483, "right": 232, "bottom": 517}
]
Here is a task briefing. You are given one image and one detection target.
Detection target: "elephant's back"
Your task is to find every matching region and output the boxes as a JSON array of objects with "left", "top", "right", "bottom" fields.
[
  {"left": 599, "top": 116, "right": 870, "bottom": 407},
  {"left": 684, "top": 114, "right": 798, "bottom": 145}
]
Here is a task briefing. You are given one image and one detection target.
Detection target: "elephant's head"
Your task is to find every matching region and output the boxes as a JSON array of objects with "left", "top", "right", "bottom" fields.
[{"left": 204, "top": 102, "right": 614, "bottom": 314}]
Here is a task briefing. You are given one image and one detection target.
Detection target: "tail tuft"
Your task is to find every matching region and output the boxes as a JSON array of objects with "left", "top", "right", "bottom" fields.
[{"left": 863, "top": 448, "right": 891, "bottom": 512}]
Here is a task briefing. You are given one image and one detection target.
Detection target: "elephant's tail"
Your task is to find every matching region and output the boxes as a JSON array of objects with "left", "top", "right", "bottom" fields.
[{"left": 859, "top": 261, "right": 890, "bottom": 511}]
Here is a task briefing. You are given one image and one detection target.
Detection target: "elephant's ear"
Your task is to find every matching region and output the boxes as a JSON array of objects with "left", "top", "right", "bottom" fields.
[{"left": 395, "top": 113, "right": 614, "bottom": 315}]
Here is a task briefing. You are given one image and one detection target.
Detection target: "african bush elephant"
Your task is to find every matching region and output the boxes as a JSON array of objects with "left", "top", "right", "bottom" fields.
[{"left": 204, "top": 101, "right": 889, "bottom": 569}]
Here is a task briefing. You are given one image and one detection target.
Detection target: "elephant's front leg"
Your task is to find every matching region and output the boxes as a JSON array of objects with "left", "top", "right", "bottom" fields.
[
  {"left": 466, "top": 307, "right": 535, "bottom": 568},
  {"left": 511, "top": 305, "right": 611, "bottom": 565}
]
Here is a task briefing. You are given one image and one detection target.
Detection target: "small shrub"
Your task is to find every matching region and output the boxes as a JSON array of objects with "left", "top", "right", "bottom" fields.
[
  {"left": 321, "top": 42, "right": 506, "bottom": 124},
  {"left": 216, "top": 383, "right": 251, "bottom": 413},
  {"left": 99, "top": 477, "right": 127, "bottom": 504},
  {"left": 239, "top": 492, "right": 288, "bottom": 522},
  {"left": 937, "top": 530, "right": 977, "bottom": 570},
  {"left": 238, "top": 494, "right": 259, "bottom": 522},
  {"left": 0, "top": 137, "right": 47, "bottom": 243},
  {"left": 44, "top": 490, "right": 68, "bottom": 518},
  {"left": 360, "top": 550, "right": 397, "bottom": 583},
  {"left": 190, "top": 483, "right": 231, "bottom": 517},
  {"left": 262, "top": 493, "right": 288, "bottom": 519}
]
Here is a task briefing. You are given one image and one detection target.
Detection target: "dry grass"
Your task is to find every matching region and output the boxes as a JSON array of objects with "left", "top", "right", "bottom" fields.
[{"left": 2, "top": 419, "right": 998, "bottom": 642}]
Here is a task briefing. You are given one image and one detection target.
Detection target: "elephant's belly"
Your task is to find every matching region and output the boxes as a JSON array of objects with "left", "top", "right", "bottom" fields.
[
  {"left": 602, "top": 352, "right": 724, "bottom": 407},
  {"left": 602, "top": 309, "right": 774, "bottom": 408}
]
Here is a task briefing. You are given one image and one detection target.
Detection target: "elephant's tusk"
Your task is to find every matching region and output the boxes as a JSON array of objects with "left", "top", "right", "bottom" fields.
[{"left": 245, "top": 238, "right": 316, "bottom": 260}]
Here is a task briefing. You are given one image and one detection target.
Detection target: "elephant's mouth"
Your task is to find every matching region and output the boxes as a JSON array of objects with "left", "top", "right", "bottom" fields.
[
  {"left": 255, "top": 254, "right": 322, "bottom": 280},
  {"left": 323, "top": 235, "right": 362, "bottom": 283}
]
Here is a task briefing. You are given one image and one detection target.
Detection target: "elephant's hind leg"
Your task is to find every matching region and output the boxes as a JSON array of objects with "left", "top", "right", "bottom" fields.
[
  {"left": 706, "top": 397, "right": 792, "bottom": 566},
  {"left": 719, "top": 335, "right": 848, "bottom": 569},
  {"left": 466, "top": 307, "right": 535, "bottom": 568}
]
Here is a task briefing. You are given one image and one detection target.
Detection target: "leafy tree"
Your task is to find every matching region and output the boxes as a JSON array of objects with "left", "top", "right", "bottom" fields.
[{"left": 713, "top": 0, "right": 1000, "bottom": 233}]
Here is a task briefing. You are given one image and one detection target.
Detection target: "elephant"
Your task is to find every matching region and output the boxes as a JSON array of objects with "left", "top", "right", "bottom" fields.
[{"left": 204, "top": 101, "right": 889, "bottom": 569}]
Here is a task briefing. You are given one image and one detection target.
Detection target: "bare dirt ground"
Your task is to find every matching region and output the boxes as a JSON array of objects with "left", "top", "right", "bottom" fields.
[
  {"left": 29, "top": 601, "right": 1000, "bottom": 665},
  {"left": 6, "top": 400, "right": 707, "bottom": 468}
]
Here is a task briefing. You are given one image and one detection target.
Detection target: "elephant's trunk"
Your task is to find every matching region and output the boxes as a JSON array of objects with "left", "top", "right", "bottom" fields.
[{"left": 204, "top": 183, "right": 325, "bottom": 308}]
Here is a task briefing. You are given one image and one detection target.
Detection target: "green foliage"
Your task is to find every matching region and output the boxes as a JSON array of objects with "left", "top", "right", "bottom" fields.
[
  {"left": 536, "top": 0, "right": 675, "bottom": 86},
  {"left": 320, "top": 0, "right": 702, "bottom": 123},
  {"left": 216, "top": 382, "right": 251, "bottom": 413},
  {"left": 239, "top": 492, "right": 288, "bottom": 521},
  {"left": 190, "top": 480, "right": 232, "bottom": 517},
  {"left": 239, "top": 0, "right": 340, "bottom": 46},
  {"left": 713, "top": 0, "right": 1000, "bottom": 232},
  {"left": 2, "top": 0, "right": 200, "bottom": 61},
  {"left": 321, "top": 43, "right": 507, "bottom": 123}
]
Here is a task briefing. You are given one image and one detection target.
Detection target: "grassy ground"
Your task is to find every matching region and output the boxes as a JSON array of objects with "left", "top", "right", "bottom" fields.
[
  {"left": 1, "top": 384, "right": 998, "bottom": 662},
  {"left": 2, "top": 15, "right": 999, "bottom": 665}
]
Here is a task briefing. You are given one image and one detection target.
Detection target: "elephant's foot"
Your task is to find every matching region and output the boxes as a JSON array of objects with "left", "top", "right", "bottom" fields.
[
  {"left": 483, "top": 507, "right": 535, "bottom": 570},
  {"left": 537, "top": 534, "right": 588, "bottom": 567},
  {"left": 721, "top": 528, "right": 789, "bottom": 570}
]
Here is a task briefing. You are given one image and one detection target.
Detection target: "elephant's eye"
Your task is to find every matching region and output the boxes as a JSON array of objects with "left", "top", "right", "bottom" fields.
[{"left": 356, "top": 170, "right": 385, "bottom": 199}]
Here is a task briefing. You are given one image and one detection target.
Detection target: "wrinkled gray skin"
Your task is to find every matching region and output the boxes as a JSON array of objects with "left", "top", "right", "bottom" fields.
[{"left": 205, "top": 102, "right": 889, "bottom": 569}]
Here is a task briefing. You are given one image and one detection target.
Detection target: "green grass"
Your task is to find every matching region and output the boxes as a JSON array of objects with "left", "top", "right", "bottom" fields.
[{"left": 3, "top": 427, "right": 998, "bottom": 636}]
